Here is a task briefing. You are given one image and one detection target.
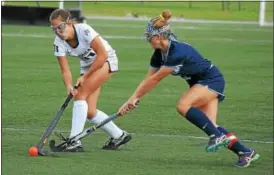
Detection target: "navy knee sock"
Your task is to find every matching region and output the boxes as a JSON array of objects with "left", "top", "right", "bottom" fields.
[
  {"left": 185, "top": 107, "right": 222, "bottom": 137},
  {"left": 217, "top": 126, "right": 251, "bottom": 155}
]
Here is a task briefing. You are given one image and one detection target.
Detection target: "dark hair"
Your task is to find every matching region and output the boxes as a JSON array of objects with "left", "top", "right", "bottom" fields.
[
  {"left": 151, "top": 10, "right": 172, "bottom": 28},
  {"left": 49, "top": 9, "right": 71, "bottom": 22}
]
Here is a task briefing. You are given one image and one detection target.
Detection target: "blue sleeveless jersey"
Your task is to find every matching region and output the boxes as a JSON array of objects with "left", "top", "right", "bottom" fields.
[{"left": 150, "top": 40, "right": 225, "bottom": 101}]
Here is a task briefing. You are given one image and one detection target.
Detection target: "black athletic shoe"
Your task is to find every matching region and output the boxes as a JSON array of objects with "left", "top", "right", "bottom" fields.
[{"left": 102, "top": 131, "right": 132, "bottom": 150}]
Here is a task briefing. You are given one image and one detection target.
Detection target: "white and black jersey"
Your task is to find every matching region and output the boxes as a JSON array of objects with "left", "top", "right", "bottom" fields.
[{"left": 53, "top": 23, "right": 118, "bottom": 74}]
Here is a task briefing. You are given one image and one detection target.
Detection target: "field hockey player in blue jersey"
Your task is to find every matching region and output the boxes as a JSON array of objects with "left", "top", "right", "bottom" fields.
[{"left": 118, "top": 10, "right": 260, "bottom": 168}]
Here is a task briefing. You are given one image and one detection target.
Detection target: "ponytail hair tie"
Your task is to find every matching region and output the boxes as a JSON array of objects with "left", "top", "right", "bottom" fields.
[{"left": 159, "top": 14, "right": 164, "bottom": 21}]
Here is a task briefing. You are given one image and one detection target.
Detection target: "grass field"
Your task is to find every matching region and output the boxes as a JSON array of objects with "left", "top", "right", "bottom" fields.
[
  {"left": 4, "top": 1, "right": 274, "bottom": 21},
  {"left": 2, "top": 19, "right": 273, "bottom": 175}
]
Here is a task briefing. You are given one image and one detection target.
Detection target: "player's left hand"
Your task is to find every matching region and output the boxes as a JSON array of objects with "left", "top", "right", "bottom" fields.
[
  {"left": 118, "top": 98, "right": 139, "bottom": 116},
  {"left": 76, "top": 75, "right": 87, "bottom": 87}
]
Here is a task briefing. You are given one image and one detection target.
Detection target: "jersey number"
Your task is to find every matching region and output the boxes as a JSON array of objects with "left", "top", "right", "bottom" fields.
[
  {"left": 84, "top": 52, "right": 95, "bottom": 60},
  {"left": 54, "top": 45, "right": 59, "bottom": 52}
]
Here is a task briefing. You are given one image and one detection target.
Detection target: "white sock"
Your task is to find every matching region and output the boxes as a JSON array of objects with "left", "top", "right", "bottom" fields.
[
  {"left": 89, "top": 110, "right": 123, "bottom": 139},
  {"left": 69, "top": 100, "right": 88, "bottom": 142}
]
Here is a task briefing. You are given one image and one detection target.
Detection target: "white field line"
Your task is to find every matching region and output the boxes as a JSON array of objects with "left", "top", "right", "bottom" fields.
[
  {"left": 86, "top": 16, "right": 273, "bottom": 27},
  {"left": 90, "top": 24, "right": 272, "bottom": 33},
  {"left": 86, "top": 16, "right": 264, "bottom": 25},
  {"left": 2, "top": 33, "right": 272, "bottom": 44},
  {"left": 2, "top": 127, "right": 273, "bottom": 144}
]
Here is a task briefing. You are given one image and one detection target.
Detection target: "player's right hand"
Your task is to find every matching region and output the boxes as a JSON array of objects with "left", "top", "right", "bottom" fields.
[
  {"left": 118, "top": 98, "right": 139, "bottom": 116},
  {"left": 67, "top": 86, "right": 77, "bottom": 96}
]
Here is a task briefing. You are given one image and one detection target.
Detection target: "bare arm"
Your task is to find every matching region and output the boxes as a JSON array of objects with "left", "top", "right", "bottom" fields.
[
  {"left": 145, "top": 68, "right": 159, "bottom": 78},
  {"left": 118, "top": 66, "right": 174, "bottom": 115},
  {"left": 130, "top": 66, "right": 174, "bottom": 100},
  {"left": 83, "top": 36, "right": 108, "bottom": 78},
  {"left": 58, "top": 56, "right": 73, "bottom": 89}
]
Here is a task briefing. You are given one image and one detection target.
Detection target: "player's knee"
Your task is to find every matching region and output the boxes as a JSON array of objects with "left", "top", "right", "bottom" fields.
[
  {"left": 74, "top": 91, "right": 88, "bottom": 100},
  {"left": 176, "top": 100, "right": 191, "bottom": 117},
  {"left": 87, "top": 109, "right": 97, "bottom": 119}
]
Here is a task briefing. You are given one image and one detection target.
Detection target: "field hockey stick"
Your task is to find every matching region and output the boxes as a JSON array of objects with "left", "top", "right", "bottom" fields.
[
  {"left": 36, "top": 85, "right": 78, "bottom": 156},
  {"left": 50, "top": 100, "right": 139, "bottom": 152},
  {"left": 49, "top": 113, "right": 119, "bottom": 152}
]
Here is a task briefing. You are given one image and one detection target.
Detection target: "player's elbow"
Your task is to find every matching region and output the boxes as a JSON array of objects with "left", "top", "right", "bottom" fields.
[
  {"left": 151, "top": 74, "right": 165, "bottom": 82},
  {"left": 62, "top": 70, "right": 71, "bottom": 77},
  {"left": 149, "top": 76, "right": 161, "bottom": 85}
]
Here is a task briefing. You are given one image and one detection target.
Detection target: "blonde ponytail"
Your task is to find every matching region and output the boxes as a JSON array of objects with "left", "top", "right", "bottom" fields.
[
  {"left": 152, "top": 10, "right": 172, "bottom": 28},
  {"left": 161, "top": 10, "right": 172, "bottom": 21}
]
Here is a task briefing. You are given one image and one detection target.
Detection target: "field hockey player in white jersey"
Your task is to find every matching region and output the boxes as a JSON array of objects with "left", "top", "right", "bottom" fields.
[{"left": 49, "top": 9, "right": 132, "bottom": 152}]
